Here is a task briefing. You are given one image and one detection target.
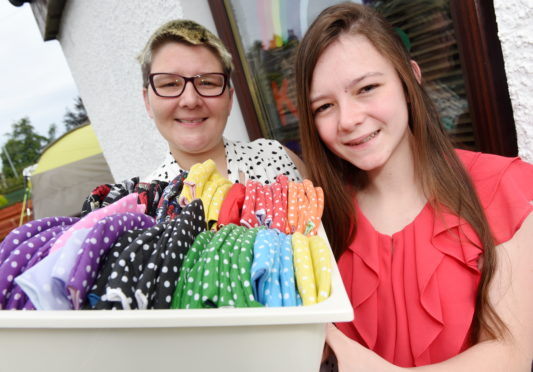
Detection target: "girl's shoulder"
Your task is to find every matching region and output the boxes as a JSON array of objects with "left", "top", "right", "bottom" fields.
[{"left": 456, "top": 149, "right": 533, "bottom": 244}]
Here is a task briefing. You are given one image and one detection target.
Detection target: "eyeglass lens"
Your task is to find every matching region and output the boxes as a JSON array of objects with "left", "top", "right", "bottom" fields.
[{"left": 151, "top": 73, "right": 225, "bottom": 97}]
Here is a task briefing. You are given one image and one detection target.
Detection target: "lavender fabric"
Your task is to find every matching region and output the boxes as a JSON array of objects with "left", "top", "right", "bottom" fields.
[
  {"left": 67, "top": 212, "right": 155, "bottom": 309},
  {"left": 5, "top": 229, "right": 65, "bottom": 310},
  {"left": 0, "top": 216, "right": 79, "bottom": 263},
  {"left": 0, "top": 220, "right": 76, "bottom": 309},
  {"left": 14, "top": 228, "right": 90, "bottom": 310}
]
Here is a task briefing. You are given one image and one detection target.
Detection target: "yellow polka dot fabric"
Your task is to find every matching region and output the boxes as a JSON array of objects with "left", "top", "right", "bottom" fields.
[
  {"left": 291, "top": 232, "right": 317, "bottom": 305},
  {"left": 308, "top": 235, "right": 331, "bottom": 303},
  {"left": 207, "top": 182, "right": 232, "bottom": 230},
  {"left": 179, "top": 159, "right": 217, "bottom": 206}
]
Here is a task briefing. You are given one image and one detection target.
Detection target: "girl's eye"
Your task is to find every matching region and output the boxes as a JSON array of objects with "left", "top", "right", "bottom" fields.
[
  {"left": 359, "top": 84, "right": 378, "bottom": 94},
  {"left": 313, "top": 103, "right": 332, "bottom": 116}
]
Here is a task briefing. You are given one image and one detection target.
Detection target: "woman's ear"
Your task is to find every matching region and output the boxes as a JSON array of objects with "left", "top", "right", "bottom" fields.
[
  {"left": 410, "top": 60, "right": 422, "bottom": 84},
  {"left": 143, "top": 87, "right": 154, "bottom": 119}
]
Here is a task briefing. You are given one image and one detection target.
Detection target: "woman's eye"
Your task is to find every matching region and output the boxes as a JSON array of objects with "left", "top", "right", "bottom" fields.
[
  {"left": 313, "top": 103, "right": 332, "bottom": 116},
  {"left": 359, "top": 84, "right": 378, "bottom": 94}
]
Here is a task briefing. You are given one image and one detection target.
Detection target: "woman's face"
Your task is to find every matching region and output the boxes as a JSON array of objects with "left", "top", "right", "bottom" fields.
[
  {"left": 143, "top": 42, "right": 233, "bottom": 159},
  {"left": 310, "top": 33, "right": 412, "bottom": 173}
]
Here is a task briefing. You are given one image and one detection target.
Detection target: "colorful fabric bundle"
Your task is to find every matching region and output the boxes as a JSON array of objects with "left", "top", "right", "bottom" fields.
[{"left": 0, "top": 158, "right": 334, "bottom": 311}]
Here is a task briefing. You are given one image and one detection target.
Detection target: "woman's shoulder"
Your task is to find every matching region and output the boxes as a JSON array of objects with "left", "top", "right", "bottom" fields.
[
  {"left": 226, "top": 137, "right": 286, "bottom": 151},
  {"left": 224, "top": 138, "right": 302, "bottom": 183},
  {"left": 142, "top": 152, "right": 182, "bottom": 183},
  {"left": 456, "top": 148, "right": 533, "bottom": 244}
]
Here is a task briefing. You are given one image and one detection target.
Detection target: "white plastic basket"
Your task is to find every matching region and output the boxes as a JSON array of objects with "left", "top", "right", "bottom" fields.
[{"left": 0, "top": 227, "right": 353, "bottom": 372}]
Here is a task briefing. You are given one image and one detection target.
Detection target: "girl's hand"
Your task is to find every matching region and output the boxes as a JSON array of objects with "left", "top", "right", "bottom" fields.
[{"left": 325, "top": 323, "right": 401, "bottom": 372}]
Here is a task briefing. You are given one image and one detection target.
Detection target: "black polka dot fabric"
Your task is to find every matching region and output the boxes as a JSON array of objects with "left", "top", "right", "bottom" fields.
[
  {"left": 97, "top": 200, "right": 206, "bottom": 310},
  {"left": 140, "top": 199, "right": 206, "bottom": 309},
  {"left": 99, "top": 223, "right": 168, "bottom": 310},
  {"left": 86, "top": 229, "right": 144, "bottom": 309}
]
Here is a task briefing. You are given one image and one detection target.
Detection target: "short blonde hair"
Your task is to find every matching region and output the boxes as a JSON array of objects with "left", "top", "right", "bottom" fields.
[{"left": 138, "top": 19, "right": 233, "bottom": 87}]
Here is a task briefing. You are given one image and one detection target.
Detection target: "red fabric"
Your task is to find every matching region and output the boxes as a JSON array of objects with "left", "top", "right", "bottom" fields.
[
  {"left": 335, "top": 150, "right": 533, "bottom": 367},
  {"left": 217, "top": 183, "right": 245, "bottom": 228},
  {"left": 240, "top": 180, "right": 259, "bottom": 228}
]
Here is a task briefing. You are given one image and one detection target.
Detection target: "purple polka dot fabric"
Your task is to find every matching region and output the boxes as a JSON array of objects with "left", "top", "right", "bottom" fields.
[
  {"left": 66, "top": 212, "right": 155, "bottom": 309},
  {"left": 0, "top": 216, "right": 79, "bottom": 264},
  {"left": 0, "top": 226, "right": 71, "bottom": 308},
  {"left": 0, "top": 218, "right": 77, "bottom": 309},
  {"left": 5, "top": 230, "right": 65, "bottom": 310}
]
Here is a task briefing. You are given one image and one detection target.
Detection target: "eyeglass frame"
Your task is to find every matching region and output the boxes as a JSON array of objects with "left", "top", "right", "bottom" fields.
[{"left": 148, "top": 72, "right": 228, "bottom": 98}]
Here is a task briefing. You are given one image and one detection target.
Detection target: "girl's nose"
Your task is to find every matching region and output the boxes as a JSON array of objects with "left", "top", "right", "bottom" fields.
[{"left": 338, "top": 99, "right": 364, "bottom": 131}]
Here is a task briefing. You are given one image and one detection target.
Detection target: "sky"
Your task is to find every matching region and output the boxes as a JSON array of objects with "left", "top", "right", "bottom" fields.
[{"left": 0, "top": 2, "right": 79, "bottom": 148}]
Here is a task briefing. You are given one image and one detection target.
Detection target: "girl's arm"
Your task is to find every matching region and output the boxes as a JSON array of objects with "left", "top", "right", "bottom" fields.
[{"left": 327, "top": 211, "right": 533, "bottom": 372}]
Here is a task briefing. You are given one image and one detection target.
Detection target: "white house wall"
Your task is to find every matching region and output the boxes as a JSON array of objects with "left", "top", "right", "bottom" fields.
[
  {"left": 494, "top": 0, "right": 533, "bottom": 162},
  {"left": 58, "top": 0, "right": 249, "bottom": 182},
  {"left": 57, "top": 1, "right": 533, "bottom": 183}
]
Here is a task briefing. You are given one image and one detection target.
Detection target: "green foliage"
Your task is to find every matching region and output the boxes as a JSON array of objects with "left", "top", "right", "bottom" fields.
[
  {"left": 0, "top": 96, "right": 89, "bottom": 180},
  {"left": 0, "top": 176, "right": 24, "bottom": 195},
  {"left": 1, "top": 117, "right": 48, "bottom": 178},
  {"left": 0, "top": 194, "right": 7, "bottom": 208},
  {"left": 63, "top": 96, "right": 89, "bottom": 131},
  {"left": 47, "top": 123, "right": 58, "bottom": 143}
]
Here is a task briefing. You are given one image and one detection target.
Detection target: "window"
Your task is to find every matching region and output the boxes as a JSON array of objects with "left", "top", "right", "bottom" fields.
[{"left": 209, "top": 0, "right": 517, "bottom": 156}]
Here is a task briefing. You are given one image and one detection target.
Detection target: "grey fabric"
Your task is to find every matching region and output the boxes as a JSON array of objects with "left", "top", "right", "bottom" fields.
[{"left": 31, "top": 154, "right": 115, "bottom": 219}]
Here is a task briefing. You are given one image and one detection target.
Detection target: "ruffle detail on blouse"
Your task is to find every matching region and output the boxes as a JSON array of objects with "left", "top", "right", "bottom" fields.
[
  {"left": 348, "top": 235, "right": 380, "bottom": 349},
  {"left": 343, "top": 204, "right": 482, "bottom": 366},
  {"left": 410, "top": 208, "right": 482, "bottom": 365},
  {"left": 457, "top": 149, "right": 533, "bottom": 245}
]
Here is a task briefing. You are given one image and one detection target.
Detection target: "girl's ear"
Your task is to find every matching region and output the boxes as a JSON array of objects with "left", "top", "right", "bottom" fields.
[{"left": 410, "top": 60, "right": 422, "bottom": 84}]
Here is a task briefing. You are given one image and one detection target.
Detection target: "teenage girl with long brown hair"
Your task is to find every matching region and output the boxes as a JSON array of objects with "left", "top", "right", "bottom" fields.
[{"left": 295, "top": 3, "right": 533, "bottom": 371}]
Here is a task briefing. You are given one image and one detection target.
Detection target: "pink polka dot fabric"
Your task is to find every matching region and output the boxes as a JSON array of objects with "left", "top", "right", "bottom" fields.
[{"left": 49, "top": 193, "right": 145, "bottom": 255}]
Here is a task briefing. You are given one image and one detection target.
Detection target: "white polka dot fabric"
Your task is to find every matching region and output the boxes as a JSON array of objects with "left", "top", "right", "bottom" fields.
[{"left": 143, "top": 138, "right": 302, "bottom": 185}]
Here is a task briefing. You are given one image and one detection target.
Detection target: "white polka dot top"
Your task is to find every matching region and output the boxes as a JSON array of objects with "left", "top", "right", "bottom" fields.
[{"left": 144, "top": 138, "right": 302, "bottom": 185}]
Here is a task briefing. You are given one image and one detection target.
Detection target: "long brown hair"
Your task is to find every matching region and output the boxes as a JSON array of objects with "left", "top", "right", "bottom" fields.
[{"left": 295, "top": 2, "right": 505, "bottom": 343}]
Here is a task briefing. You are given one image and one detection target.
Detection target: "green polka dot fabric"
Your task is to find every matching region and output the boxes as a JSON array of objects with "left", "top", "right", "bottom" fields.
[
  {"left": 171, "top": 230, "right": 214, "bottom": 309},
  {"left": 172, "top": 224, "right": 264, "bottom": 309}
]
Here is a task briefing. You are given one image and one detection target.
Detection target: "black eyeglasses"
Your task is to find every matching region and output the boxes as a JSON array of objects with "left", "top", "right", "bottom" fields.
[{"left": 149, "top": 72, "right": 228, "bottom": 98}]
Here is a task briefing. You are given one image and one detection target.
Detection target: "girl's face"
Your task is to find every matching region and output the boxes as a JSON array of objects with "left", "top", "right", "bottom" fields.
[
  {"left": 143, "top": 42, "right": 233, "bottom": 159},
  {"left": 310, "top": 33, "right": 412, "bottom": 174}
]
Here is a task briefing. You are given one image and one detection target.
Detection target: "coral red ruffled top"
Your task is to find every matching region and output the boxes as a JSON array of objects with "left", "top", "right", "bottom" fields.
[{"left": 335, "top": 150, "right": 533, "bottom": 367}]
